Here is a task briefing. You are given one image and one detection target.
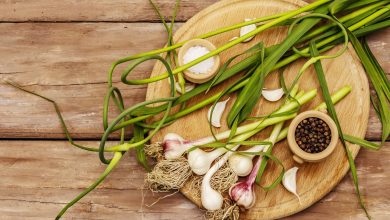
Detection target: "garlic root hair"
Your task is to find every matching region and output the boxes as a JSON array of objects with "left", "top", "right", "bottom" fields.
[{"left": 145, "top": 157, "right": 192, "bottom": 192}]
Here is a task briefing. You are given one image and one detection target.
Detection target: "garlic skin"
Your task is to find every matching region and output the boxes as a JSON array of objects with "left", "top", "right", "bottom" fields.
[
  {"left": 282, "top": 167, "right": 301, "bottom": 203},
  {"left": 207, "top": 98, "right": 230, "bottom": 128},
  {"left": 240, "top": 18, "right": 257, "bottom": 43},
  {"left": 175, "top": 82, "right": 195, "bottom": 94},
  {"left": 262, "top": 88, "right": 284, "bottom": 102},
  {"left": 163, "top": 133, "right": 187, "bottom": 160}
]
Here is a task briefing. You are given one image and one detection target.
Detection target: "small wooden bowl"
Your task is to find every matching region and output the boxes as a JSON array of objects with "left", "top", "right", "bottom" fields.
[
  {"left": 287, "top": 110, "right": 339, "bottom": 164},
  {"left": 177, "top": 39, "right": 220, "bottom": 84}
]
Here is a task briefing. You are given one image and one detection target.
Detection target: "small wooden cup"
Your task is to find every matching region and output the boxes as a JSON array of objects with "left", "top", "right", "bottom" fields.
[
  {"left": 287, "top": 110, "right": 339, "bottom": 164},
  {"left": 178, "top": 39, "right": 220, "bottom": 84}
]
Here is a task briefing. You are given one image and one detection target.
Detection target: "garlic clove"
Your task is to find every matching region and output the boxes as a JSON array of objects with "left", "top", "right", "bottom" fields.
[
  {"left": 175, "top": 82, "right": 195, "bottom": 94},
  {"left": 207, "top": 98, "right": 230, "bottom": 128},
  {"left": 240, "top": 18, "right": 257, "bottom": 43},
  {"left": 262, "top": 88, "right": 284, "bottom": 102},
  {"left": 282, "top": 166, "right": 301, "bottom": 204}
]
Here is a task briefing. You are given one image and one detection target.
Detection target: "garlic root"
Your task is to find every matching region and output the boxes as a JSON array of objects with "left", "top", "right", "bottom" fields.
[{"left": 145, "top": 157, "right": 192, "bottom": 192}]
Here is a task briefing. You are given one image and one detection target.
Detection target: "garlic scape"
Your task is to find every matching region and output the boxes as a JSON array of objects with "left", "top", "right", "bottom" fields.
[
  {"left": 282, "top": 166, "right": 301, "bottom": 204},
  {"left": 207, "top": 97, "right": 230, "bottom": 128}
]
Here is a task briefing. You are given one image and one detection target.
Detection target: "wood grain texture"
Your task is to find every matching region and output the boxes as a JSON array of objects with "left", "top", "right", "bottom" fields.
[
  {"left": 0, "top": 140, "right": 388, "bottom": 219},
  {"left": 0, "top": 0, "right": 218, "bottom": 22},
  {"left": 146, "top": 0, "right": 374, "bottom": 218},
  {"left": 0, "top": 23, "right": 388, "bottom": 140},
  {"left": 0, "top": 0, "right": 389, "bottom": 219},
  {"left": 0, "top": 0, "right": 323, "bottom": 22}
]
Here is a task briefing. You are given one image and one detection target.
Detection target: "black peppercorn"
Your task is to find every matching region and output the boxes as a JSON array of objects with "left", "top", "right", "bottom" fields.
[{"left": 294, "top": 117, "right": 332, "bottom": 153}]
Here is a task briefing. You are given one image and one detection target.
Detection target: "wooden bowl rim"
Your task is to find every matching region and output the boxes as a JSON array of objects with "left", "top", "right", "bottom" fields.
[
  {"left": 177, "top": 38, "right": 221, "bottom": 83},
  {"left": 287, "top": 110, "right": 339, "bottom": 163}
]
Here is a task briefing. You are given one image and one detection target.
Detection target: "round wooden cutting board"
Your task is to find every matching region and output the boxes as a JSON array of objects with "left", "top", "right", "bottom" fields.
[{"left": 146, "top": 0, "right": 370, "bottom": 219}]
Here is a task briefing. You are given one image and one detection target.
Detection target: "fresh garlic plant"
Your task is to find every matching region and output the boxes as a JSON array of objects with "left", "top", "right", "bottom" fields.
[
  {"left": 228, "top": 87, "right": 301, "bottom": 176},
  {"left": 229, "top": 122, "right": 284, "bottom": 208},
  {"left": 201, "top": 145, "right": 240, "bottom": 210}
]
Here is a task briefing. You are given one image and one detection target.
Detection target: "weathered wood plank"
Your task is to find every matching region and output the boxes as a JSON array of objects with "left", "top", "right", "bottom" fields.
[
  {"left": 0, "top": 24, "right": 388, "bottom": 140},
  {"left": 0, "top": 140, "right": 388, "bottom": 219},
  {"left": 0, "top": 0, "right": 320, "bottom": 23},
  {"left": 0, "top": 0, "right": 218, "bottom": 22}
]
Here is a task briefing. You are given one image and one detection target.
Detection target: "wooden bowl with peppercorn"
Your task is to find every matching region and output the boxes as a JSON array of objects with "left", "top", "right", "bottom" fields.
[{"left": 287, "top": 110, "right": 339, "bottom": 164}]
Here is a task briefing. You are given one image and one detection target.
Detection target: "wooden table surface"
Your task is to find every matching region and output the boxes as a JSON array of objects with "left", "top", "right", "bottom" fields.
[{"left": 0, "top": 0, "right": 389, "bottom": 219}]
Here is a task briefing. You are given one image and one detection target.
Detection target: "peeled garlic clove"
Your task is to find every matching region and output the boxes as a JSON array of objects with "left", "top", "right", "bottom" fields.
[
  {"left": 175, "top": 82, "right": 195, "bottom": 94},
  {"left": 240, "top": 18, "right": 257, "bottom": 43},
  {"left": 207, "top": 98, "right": 230, "bottom": 128},
  {"left": 282, "top": 167, "right": 301, "bottom": 203},
  {"left": 262, "top": 88, "right": 284, "bottom": 102}
]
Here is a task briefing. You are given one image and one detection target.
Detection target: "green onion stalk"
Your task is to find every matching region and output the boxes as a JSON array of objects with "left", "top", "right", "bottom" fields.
[{"left": 6, "top": 0, "right": 390, "bottom": 219}]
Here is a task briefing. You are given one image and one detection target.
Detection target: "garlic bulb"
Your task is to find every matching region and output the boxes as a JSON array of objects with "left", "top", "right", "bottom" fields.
[
  {"left": 207, "top": 98, "right": 230, "bottom": 128},
  {"left": 262, "top": 88, "right": 284, "bottom": 102},
  {"left": 282, "top": 167, "right": 301, "bottom": 203},
  {"left": 240, "top": 18, "right": 257, "bottom": 43},
  {"left": 163, "top": 133, "right": 187, "bottom": 159},
  {"left": 229, "top": 180, "right": 256, "bottom": 209},
  {"left": 228, "top": 144, "right": 264, "bottom": 176},
  {"left": 187, "top": 148, "right": 225, "bottom": 175},
  {"left": 229, "top": 152, "right": 260, "bottom": 209},
  {"left": 175, "top": 82, "right": 195, "bottom": 94}
]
